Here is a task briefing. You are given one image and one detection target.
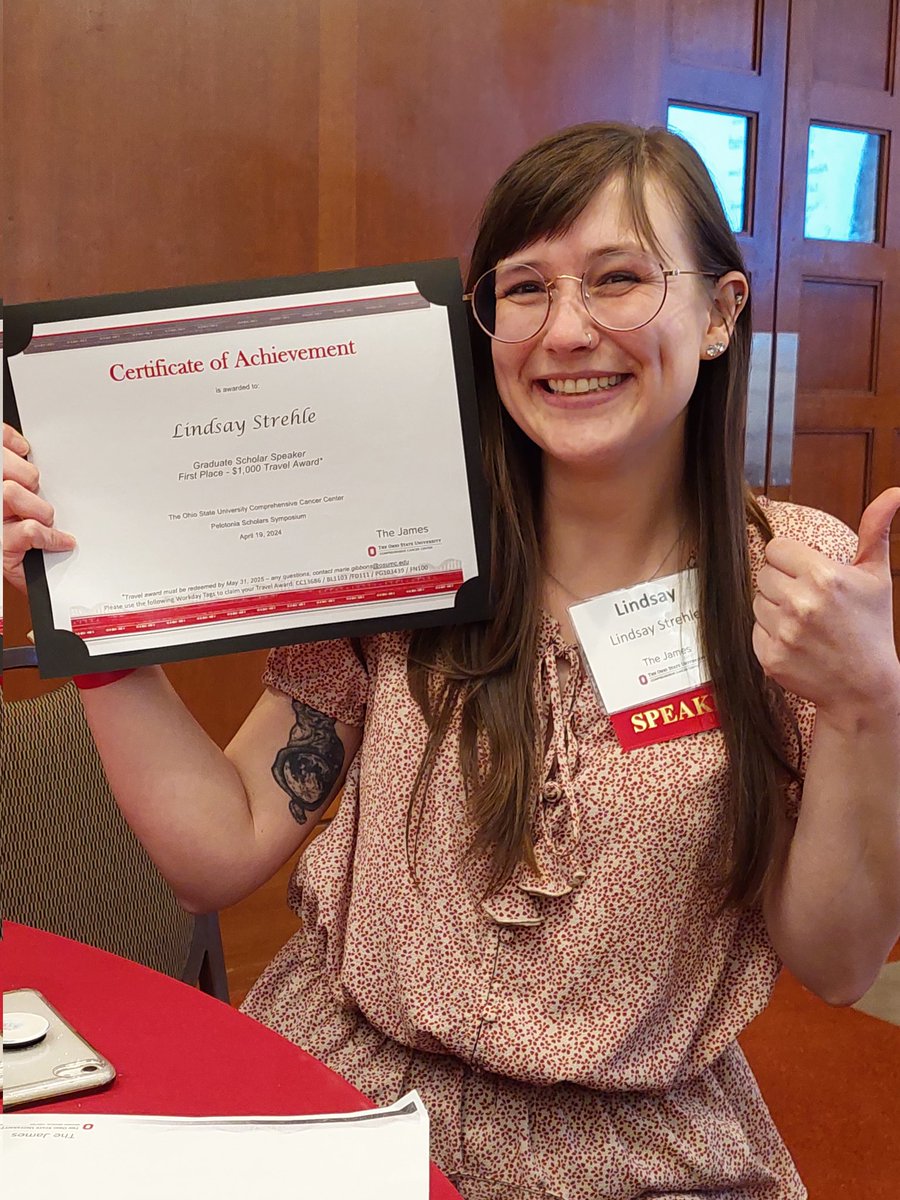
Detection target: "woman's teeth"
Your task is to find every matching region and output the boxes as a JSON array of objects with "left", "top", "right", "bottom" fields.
[{"left": 545, "top": 375, "right": 627, "bottom": 394}]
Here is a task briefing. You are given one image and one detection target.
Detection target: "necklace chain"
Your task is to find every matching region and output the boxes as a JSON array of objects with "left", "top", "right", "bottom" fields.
[{"left": 544, "top": 524, "right": 687, "bottom": 603}]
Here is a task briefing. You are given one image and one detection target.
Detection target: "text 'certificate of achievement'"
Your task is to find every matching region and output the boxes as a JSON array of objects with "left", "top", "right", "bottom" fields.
[{"left": 5, "top": 261, "right": 490, "bottom": 677}]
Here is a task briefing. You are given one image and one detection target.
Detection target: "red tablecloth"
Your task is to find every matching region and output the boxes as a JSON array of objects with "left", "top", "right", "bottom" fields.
[{"left": 2, "top": 922, "right": 461, "bottom": 1198}]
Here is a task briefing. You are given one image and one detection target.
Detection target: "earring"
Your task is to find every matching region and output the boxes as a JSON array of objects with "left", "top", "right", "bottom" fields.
[
  {"left": 735, "top": 294, "right": 745, "bottom": 307},
  {"left": 705, "top": 342, "right": 727, "bottom": 357}
]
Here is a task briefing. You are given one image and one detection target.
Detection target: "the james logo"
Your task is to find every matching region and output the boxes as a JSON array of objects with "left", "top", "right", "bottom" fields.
[{"left": 630, "top": 690, "right": 716, "bottom": 733}]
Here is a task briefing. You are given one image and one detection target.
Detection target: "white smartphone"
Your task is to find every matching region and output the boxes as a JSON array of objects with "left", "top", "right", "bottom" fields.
[{"left": 3, "top": 988, "right": 116, "bottom": 1108}]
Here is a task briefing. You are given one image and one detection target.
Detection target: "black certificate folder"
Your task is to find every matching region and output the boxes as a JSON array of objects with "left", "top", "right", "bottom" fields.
[{"left": 5, "top": 260, "right": 492, "bottom": 678}]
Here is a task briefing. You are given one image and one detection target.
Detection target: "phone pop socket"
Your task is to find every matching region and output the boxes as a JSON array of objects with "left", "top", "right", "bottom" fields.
[{"left": 3, "top": 1011, "right": 51, "bottom": 1048}]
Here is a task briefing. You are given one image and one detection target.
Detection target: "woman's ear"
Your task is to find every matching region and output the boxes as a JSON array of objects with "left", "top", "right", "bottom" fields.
[{"left": 705, "top": 270, "right": 749, "bottom": 349}]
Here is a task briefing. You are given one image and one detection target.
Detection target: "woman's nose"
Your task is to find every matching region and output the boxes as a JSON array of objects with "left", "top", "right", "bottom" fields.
[{"left": 540, "top": 283, "right": 596, "bottom": 353}]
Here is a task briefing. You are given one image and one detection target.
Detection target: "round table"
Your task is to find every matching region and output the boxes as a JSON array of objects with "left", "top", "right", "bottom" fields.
[{"left": 3, "top": 922, "right": 461, "bottom": 1198}]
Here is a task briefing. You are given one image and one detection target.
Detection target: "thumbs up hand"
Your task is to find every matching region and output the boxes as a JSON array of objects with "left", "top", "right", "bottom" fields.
[
  {"left": 852, "top": 488, "right": 900, "bottom": 577},
  {"left": 752, "top": 488, "right": 900, "bottom": 717}
]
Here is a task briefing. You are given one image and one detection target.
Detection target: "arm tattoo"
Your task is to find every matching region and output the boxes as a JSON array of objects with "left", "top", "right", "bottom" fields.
[{"left": 271, "top": 700, "right": 345, "bottom": 825}]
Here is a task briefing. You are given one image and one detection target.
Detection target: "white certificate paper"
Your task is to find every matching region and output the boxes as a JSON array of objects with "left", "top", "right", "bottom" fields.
[
  {"left": 6, "top": 263, "right": 490, "bottom": 676},
  {"left": 2, "top": 1091, "right": 430, "bottom": 1200}
]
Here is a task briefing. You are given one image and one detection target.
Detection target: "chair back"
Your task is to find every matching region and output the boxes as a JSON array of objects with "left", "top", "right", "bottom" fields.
[{"left": 1, "top": 673, "right": 229, "bottom": 1001}]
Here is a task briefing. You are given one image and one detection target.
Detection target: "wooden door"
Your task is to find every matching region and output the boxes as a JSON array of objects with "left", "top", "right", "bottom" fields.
[
  {"left": 648, "top": 0, "right": 790, "bottom": 487},
  {"left": 770, "top": 0, "right": 900, "bottom": 646},
  {"left": 647, "top": 0, "right": 899, "bottom": 648}
]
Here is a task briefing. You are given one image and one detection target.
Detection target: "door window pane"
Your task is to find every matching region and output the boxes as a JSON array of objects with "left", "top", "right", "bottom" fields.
[
  {"left": 667, "top": 104, "right": 749, "bottom": 233},
  {"left": 805, "top": 124, "right": 881, "bottom": 242}
]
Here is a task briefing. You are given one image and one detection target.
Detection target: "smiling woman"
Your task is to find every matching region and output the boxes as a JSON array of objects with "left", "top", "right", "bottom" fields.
[
  {"left": 4, "top": 121, "right": 899, "bottom": 1200},
  {"left": 412, "top": 123, "right": 764, "bottom": 904},
  {"left": 486, "top": 178, "right": 743, "bottom": 474}
]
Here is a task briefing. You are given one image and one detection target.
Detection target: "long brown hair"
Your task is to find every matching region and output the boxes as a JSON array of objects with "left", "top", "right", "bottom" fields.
[{"left": 408, "top": 122, "right": 799, "bottom": 909}]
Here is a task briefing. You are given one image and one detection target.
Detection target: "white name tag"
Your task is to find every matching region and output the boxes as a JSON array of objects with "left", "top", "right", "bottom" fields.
[{"left": 568, "top": 568, "right": 720, "bottom": 750}]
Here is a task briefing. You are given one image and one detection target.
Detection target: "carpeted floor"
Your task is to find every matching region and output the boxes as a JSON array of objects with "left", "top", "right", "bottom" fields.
[{"left": 739, "top": 946, "right": 900, "bottom": 1199}]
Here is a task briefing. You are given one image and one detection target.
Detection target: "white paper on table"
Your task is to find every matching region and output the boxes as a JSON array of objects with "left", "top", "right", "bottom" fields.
[
  {"left": 8, "top": 277, "right": 483, "bottom": 660},
  {"left": 1, "top": 1091, "right": 430, "bottom": 1200}
]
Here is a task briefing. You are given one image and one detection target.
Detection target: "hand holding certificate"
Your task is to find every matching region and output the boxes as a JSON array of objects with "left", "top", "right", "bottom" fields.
[{"left": 5, "top": 261, "right": 490, "bottom": 677}]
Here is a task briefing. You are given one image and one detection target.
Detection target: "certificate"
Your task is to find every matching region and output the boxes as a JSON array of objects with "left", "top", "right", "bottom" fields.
[
  {"left": 5, "top": 1091, "right": 429, "bottom": 1200},
  {"left": 4, "top": 261, "right": 490, "bottom": 677}
]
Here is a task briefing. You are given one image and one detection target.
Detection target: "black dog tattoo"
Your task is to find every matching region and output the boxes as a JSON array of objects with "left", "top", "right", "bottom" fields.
[{"left": 271, "top": 700, "right": 345, "bottom": 825}]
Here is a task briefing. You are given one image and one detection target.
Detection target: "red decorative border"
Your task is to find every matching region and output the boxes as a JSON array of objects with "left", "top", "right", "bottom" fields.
[
  {"left": 71, "top": 570, "right": 464, "bottom": 640},
  {"left": 25, "top": 293, "right": 426, "bottom": 352}
]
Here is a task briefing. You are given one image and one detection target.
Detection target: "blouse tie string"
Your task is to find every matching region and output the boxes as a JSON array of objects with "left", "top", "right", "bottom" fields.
[{"left": 480, "top": 639, "right": 587, "bottom": 928}]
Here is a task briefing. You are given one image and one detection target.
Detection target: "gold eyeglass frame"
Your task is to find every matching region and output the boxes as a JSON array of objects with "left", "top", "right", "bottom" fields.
[{"left": 464, "top": 262, "right": 721, "bottom": 343}]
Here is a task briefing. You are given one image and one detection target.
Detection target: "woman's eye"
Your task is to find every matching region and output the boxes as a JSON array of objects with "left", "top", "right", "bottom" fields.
[
  {"left": 501, "top": 281, "right": 546, "bottom": 299},
  {"left": 598, "top": 272, "right": 640, "bottom": 286}
]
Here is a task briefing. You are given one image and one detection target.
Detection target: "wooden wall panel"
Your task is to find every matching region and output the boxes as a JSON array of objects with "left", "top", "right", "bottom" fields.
[
  {"left": 317, "top": 0, "right": 359, "bottom": 271},
  {"left": 810, "top": 0, "right": 896, "bottom": 91},
  {"left": 798, "top": 280, "right": 878, "bottom": 393},
  {"left": 354, "top": 0, "right": 660, "bottom": 269},
  {"left": 6, "top": 0, "right": 322, "bottom": 301},
  {"left": 791, "top": 429, "right": 871, "bottom": 531},
  {"left": 668, "top": 0, "right": 762, "bottom": 73}
]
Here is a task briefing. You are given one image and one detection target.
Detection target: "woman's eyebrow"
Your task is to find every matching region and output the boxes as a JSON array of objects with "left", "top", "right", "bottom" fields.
[
  {"left": 589, "top": 241, "right": 646, "bottom": 257},
  {"left": 497, "top": 241, "right": 648, "bottom": 271}
]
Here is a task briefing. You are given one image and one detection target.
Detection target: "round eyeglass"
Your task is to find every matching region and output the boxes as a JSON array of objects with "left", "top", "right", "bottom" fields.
[{"left": 464, "top": 251, "right": 719, "bottom": 343}]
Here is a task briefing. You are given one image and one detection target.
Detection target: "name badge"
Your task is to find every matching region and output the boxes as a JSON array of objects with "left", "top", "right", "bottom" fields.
[{"left": 568, "top": 568, "right": 720, "bottom": 751}]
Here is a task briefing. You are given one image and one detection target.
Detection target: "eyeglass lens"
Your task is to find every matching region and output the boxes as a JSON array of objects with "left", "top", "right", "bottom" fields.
[{"left": 472, "top": 251, "right": 668, "bottom": 342}]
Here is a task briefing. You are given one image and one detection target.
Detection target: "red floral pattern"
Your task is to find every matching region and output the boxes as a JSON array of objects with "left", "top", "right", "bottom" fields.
[{"left": 242, "top": 500, "right": 857, "bottom": 1199}]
